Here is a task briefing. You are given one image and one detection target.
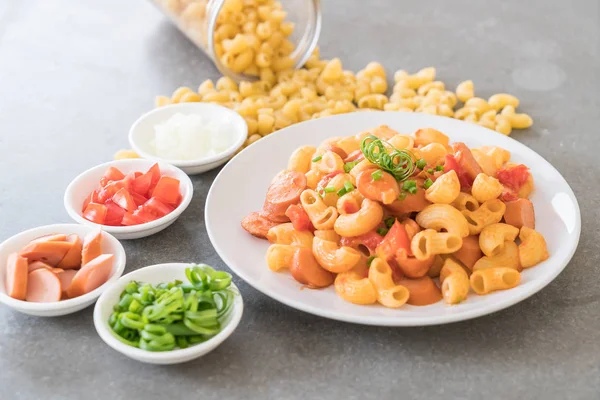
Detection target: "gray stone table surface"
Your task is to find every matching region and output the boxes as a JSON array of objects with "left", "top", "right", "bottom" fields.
[{"left": 1, "top": 0, "right": 599, "bottom": 399}]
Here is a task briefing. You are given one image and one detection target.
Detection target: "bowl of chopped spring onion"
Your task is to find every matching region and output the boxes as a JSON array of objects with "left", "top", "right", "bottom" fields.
[{"left": 93, "top": 263, "right": 243, "bottom": 364}]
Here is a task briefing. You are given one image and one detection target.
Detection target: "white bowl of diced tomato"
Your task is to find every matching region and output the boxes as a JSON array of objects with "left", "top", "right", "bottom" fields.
[{"left": 64, "top": 160, "right": 193, "bottom": 240}]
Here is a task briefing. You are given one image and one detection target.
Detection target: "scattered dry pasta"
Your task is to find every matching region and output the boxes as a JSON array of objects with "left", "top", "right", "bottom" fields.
[{"left": 240, "top": 125, "right": 548, "bottom": 309}]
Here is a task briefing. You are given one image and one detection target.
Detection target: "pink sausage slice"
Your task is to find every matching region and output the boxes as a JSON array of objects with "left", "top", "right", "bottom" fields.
[
  {"left": 19, "top": 240, "right": 73, "bottom": 266},
  {"left": 57, "top": 234, "right": 83, "bottom": 269},
  {"left": 54, "top": 269, "right": 77, "bottom": 299},
  {"left": 28, "top": 261, "right": 54, "bottom": 272},
  {"left": 81, "top": 231, "right": 103, "bottom": 266},
  {"left": 6, "top": 253, "right": 28, "bottom": 300},
  {"left": 26, "top": 268, "right": 62, "bottom": 303},
  {"left": 67, "top": 254, "right": 114, "bottom": 298}
]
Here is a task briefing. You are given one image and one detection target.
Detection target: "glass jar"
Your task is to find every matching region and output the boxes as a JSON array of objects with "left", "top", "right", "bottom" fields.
[{"left": 151, "top": 0, "right": 321, "bottom": 81}]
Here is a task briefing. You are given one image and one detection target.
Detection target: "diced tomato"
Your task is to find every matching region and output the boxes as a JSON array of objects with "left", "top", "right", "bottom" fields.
[
  {"left": 97, "top": 179, "right": 129, "bottom": 203},
  {"left": 133, "top": 208, "right": 159, "bottom": 223},
  {"left": 174, "top": 193, "right": 183, "bottom": 208},
  {"left": 443, "top": 154, "right": 472, "bottom": 188},
  {"left": 151, "top": 176, "right": 181, "bottom": 205},
  {"left": 497, "top": 164, "right": 530, "bottom": 191},
  {"left": 132, "top": 172, "right": 142, "bottom": 179},
  {"left": 131, "top": 192, "right": 148, "bottom": 207},
  {"left": 145, "top": 163, "right": 161, "bottom": 197},
  {"left": 112, "top": 188, "right": 136, "bottom": 212},
  {"left": 388, "top": 258, "right": 404, "bottom": 283},
  {"left": 82, "top": 190, "right": 99, "bottom": 212},
  {"left": 121, "top": 211, "right": 146, "bottom": 226},
  {"left": 285, "top": 204, "right": 313, "bottom": 231},
  {"left": 340, "top": 230, "right": 385, "bottom": 253},
  {"left": 376, "top": 221, "right": 411, "bottom": 259},
  {"left": 500, "top": 188, "right": 519, "bottom": 202},
  {"left": 137, "top": 197, "right": 174, "bottom": 221},
  {"left": 132, "top": 169, "right": 153, "bottom": 196},
  {"left": 82, "top": 203, "right": 107, "bottom": 224},
  {"left": 104, "top": 200, "right": 125, "bottom": 226},
  {"left": 99, "top": 167, "right": 125, "bottom": 187},
  {"left": 316, "top": 171, "right": 343, "bottom": 191}
]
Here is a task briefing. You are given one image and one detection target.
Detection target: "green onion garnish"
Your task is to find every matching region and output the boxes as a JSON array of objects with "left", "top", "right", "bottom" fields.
[
  {"left": 423, "top": 178, "right": 434, "bottom": 189},
  {"left": 398, "top": 192, "right": 407, "bottom": 200},
  {"left": 344, "top": 181, "right": 354, "bottom": 192},
  {"left": 408, "top": 186, "right": 418, "bottom": 195},
  {"left": 312, "top": 155, "right": 322, "bottom": 162},
  {"left": 435, "top": 165, "right": 444, "bottom": 171},
  {"left": 371, "top": 169, "right": 383, "bottom": 181},
  {"left": 402, "top": 180, "right": 417, "bottom": 190},
  {"left": 343, "top": 161, "right": 359, "bottom": 173},
  {"left": 337, "top": 188, "right": 347, "bottom": 197},
  {"left": 324, "top": 186, "right": 336, "bottom": 193},
  {"left": 360, "top": 135, "right": 416, "bottom": 182},
  {"left": 377, "top": 227, "right": 389, "bottom": 236},
  {"left": 416, "top": 159, "right": 427, "bottom": 169},
  {"left": 384, "top": 217, "right": 396, "bottom": 228},
  {"left": 108, "top": 265, "right": 237, "bottom": 352},
  {"left": 427, "top": 168, "right": 434, "bottom": 174},
  {"left": 367, "top": 256, "right": 375, "bottom": 266}
]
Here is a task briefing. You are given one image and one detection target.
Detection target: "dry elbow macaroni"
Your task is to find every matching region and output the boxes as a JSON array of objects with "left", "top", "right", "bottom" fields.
[
  {"left": 116, "top": 0, "right": 535, "bottom": 159},
  {"left": 241, "top": 125, "right": 548, "bottom": 309}
]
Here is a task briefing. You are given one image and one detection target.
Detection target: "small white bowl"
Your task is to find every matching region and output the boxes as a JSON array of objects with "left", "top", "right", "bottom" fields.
[
  {"left": 64, "top": 159, "right": 193, "bottom": 240},
  {"left": 128, "top": 103, "right": 247, "bottom": 175},
  {"left": 0, "top": 224, "right": 126, "bottom": 317},
  {"left": 93, "top": 262, "right": 243, "bottom": 364}
]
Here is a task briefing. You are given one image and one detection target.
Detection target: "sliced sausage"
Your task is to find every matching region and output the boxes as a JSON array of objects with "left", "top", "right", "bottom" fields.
[
  {"left": 504, "top": 198, "right": 535, "bottom": 229},
  {"left": 81, "top": 230, "right": 103, "bottom": 266},
  {"left": 290, "top": 247, "right": 334, "bottom": 288},
  {"left": 324, "top": 144, "right": 348, "bottom": 160},
  {"left": 241, "top": 211, "right": 280, "bottom": 239},
  {"left": 452, "top": 142, "right": 483, "bottom": 184},
  {"left": 26, "top": 268, "right": 62, "bottom": 303},
  {"left": 6, "top": 253, "right": 28, "bottom": 300},
  {"left": 395, "top": 249, "right": 434, "bottom": 278},
  {"left": 32, "top": 234, "right": 68, "bottom": 242},
  {"left": 385, "top": 180, "right": 431, "bottom": 215},
  {"left": 344, "top": 149, "right": 365, "bottom": 163},
  {"left": 261, "top": 170, "right": 307, "bottom": 221},
  {"left": 55, "top": 269, "right": 77, "bottom": 299},
  {"left": 356, "top": 169, "right": 400, "bottom": 205},
  {"left": 28, "top": 261, "right": 54, "bottom": 272},
  {"left": 19, "top": 240, "right": 72, "bottom": 266},
  {"left": 452, "top": 235, "right": 483, "bottom": 270},
  {"left": 398, "top": 276, "right": 442, "bottom": 306},
  {"left": 57, "top": 234, "right": 83, "bottom": 269},
  {"left": 67, "top": 254, "right": 114, "bottom": 298}
]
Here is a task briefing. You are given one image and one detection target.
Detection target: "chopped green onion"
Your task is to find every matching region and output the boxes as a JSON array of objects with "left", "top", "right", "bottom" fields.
[
  {"left": 416, "top": 159, "right": 427, "bottom": 169},
  {"left": 408, "top": 186, "right": 418, "bottom": 195},
  {"left": 367, "top": 256, "right": 375, "bottom": 266},
  {"left": 371, "top": 169, "right": 383, "bottom": 181},
  {"left": 402, "top": 180, "right": 417, "bottom": 190},
  {"left": 108, "top": 265, "right": 237, "bottom": 352},
  {"left": 360, "top": 135, "right": 416, "bottom": 182},
  {"left": 324, "top": 186, "right": 336, "bottom": 193},
  {"left": 337, "top": 188, "right": 347, "bottom": 197},
  {"left": 435, "top": 165, "right": 444, "bottom": 171},
  {"left": 377, "top": 227, "right": 389, "bottom": 236},
  {"left": 343, "top": 161, "right": 359, "bottom": 173},
  {"left": 312, "top": 155, "right": 322, "bottom": 162},
  {"left": 344, "top": 181, "right": 354, "bottom": 192},
  {"left": 398, "top": 192, "right": 407, "bottom": 200},
  {"left": 384, "top": 217, "right": 396, "bottom": 228},
  {"left": 427, "top": 168, "right": 434, "bottom": 174},
  {"left": 423, "top": 178, "right": 434, "bottom": 189}
]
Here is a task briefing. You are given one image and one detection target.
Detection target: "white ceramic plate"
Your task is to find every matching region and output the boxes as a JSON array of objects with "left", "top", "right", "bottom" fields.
[
  {"left": 94, "top": 263, "right": 243, "bottom": 364},
  {"left": 205, "top": 112, "right": 581, "bottom": 326}
]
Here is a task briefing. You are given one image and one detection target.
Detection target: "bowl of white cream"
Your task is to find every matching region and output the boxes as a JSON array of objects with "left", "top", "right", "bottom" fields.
[{"left": 129, "top": 103, "right": 247, "bottom": 175}]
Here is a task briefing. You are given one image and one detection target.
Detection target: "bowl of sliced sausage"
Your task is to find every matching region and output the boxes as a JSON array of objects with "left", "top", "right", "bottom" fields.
[{"left": 0, "top": 224, "right": 126, "bottom": 316}]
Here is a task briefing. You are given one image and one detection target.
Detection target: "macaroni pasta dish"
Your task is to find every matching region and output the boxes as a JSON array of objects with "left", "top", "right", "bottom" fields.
[{"left": 241, "top": 125, "right": 549, "bottom": 308}]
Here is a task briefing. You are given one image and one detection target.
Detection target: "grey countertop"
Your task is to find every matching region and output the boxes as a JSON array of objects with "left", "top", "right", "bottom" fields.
[{"left": 1, "top": 0, "right": 599, "bottom": 399}]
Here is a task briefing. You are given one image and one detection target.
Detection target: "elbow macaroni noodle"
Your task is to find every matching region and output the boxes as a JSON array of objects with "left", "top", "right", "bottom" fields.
[{"left": 241, "top": 125, "right": 547, "bottom": 308}]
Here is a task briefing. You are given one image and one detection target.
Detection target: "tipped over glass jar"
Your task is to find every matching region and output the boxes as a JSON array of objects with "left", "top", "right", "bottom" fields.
[{"left": 151, "top": 0, "right": 321, "bottom": 81}]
